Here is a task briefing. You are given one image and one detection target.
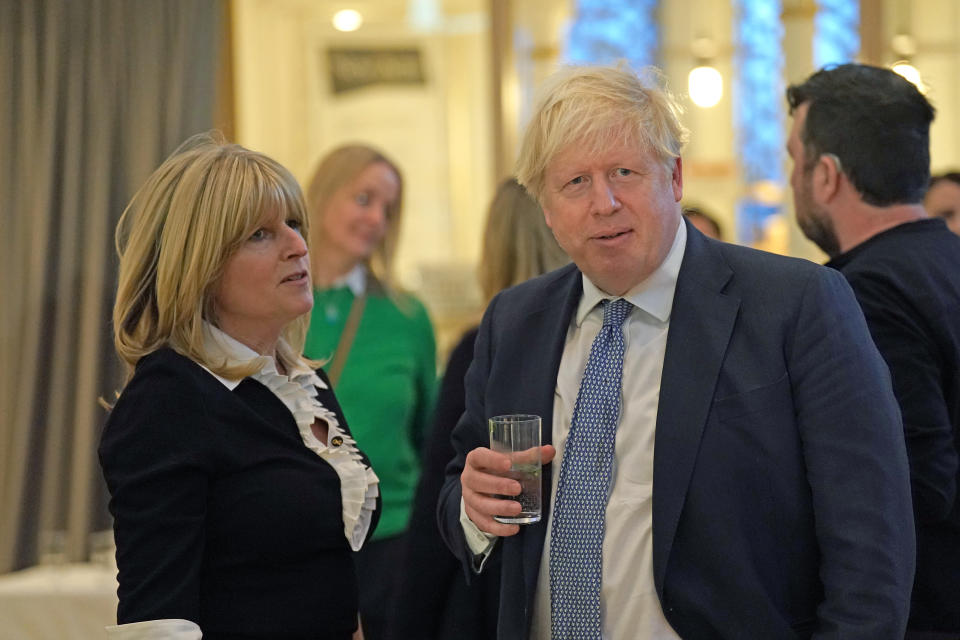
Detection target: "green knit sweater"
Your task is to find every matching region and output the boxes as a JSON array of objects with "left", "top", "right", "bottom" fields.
[{"left": 304, "top": 286, "right": 437, "bottom": 540}]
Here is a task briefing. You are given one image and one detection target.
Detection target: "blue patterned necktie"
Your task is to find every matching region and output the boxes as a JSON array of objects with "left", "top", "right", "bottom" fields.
[{"left": 550, "top": 297, "right": 632, "bottom": 639}]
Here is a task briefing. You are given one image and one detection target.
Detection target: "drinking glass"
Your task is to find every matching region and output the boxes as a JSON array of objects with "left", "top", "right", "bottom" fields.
[{"left": 488, "top": 414, "right": 542, "bottom": 524}]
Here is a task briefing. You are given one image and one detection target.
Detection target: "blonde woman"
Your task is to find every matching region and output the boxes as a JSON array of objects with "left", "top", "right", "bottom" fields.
[
  {"left": 390, "top": 178, "right": 568, "bottom": 639},
  {"left": 303, "top": 145, "right": 436, "bottom": 640},
  {"left": 99, "top": 132, "right": 379, "bottom": 640}
]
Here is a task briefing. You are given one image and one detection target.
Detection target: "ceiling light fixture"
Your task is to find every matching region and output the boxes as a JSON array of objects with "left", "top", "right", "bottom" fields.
[{"left": 332, "top": 9, "right": 363, "bottom": 32}]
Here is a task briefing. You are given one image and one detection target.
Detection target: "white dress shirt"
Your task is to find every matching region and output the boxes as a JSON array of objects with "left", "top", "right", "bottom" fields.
[
  {"left": 334, "top": 263, "right": 366, "bottom": 296},
  {"left": 463, "top": 221, "right": 687, "bottom": 639}
]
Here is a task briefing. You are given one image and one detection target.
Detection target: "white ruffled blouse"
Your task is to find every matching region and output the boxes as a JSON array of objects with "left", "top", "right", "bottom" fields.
[
  {"left": 199, "top": 323, "right": 380, "bottom": 551},
  {"left": 106, "top": 325, "right": 378, "bottom": 639}
]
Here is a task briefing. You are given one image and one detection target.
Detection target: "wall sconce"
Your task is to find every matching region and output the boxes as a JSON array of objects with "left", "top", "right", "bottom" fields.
[
  {"left": 689, "top": 66, "right": 723, "bottom": 108},
  {"left": 890, "top": 31, "right": 925, "bottom": 93},
  {"left": 688, "top": 36, "right": 723, "bottom": 108},
  {"left": 892, "top": 60, "right": 923, "bottom": 91}
]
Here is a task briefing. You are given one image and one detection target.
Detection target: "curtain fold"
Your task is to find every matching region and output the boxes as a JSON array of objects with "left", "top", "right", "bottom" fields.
[{"left": 0, "top": 0, "right": 223, "bottom": 572}]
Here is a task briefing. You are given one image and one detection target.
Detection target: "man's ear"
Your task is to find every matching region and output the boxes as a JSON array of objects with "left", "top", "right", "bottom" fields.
[
  {"left": 812, "top": 153, "right": 842, "bottom": 204},
  {"left": 542, "top": 207, "right": 554, "bottom": 230},
  {"left": 672, "top": 157, "right": 683, "bottom": 201}
]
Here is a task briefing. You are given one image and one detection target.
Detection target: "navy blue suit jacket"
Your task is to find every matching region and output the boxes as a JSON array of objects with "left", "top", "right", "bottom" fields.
[{"left": 439, "top": 221, "right": 916, "bottom": 639}]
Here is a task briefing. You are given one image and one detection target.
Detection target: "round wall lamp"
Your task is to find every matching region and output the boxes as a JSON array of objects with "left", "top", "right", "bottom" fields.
[
  {"left": 688, "top": 36, "right": 722, "bottom": 108},
  {"left": 689, "top": 65, "right": 723, "bottom": 108},
  {"left": 892, "top": 60, "right": 925, "bottom": 93}
]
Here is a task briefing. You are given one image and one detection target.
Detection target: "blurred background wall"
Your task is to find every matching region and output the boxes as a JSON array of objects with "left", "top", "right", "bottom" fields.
[
  {"left": 232, "top": 0, "right": 960, "bottom": 351},
  {"left": 1, "top": 0, "right": 958, "bottom": 573}
]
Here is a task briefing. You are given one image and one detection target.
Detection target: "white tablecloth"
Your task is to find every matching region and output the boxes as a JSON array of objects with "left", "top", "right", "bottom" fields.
[{"left": 0, "top": 563, "right": 118, "bottom": 640}]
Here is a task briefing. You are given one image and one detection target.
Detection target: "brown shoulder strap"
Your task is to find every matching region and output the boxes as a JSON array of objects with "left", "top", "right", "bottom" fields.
[{"left": 327, "top": 293, "right": 366, "bottom": 388}]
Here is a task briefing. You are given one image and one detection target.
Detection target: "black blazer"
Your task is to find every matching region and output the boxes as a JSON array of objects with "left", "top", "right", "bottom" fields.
[
  {"left": 99, "top": 348, "right": 380, "bottom": 639},
  {"left": 439, "top": 221, "right": 916, "bottom": 639},
  {"left": 827, "top": 218, "right": 960, "bottom": 631}
]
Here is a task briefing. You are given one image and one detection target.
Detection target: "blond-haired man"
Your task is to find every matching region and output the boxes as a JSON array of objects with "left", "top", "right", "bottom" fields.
[{"left": 439, "top": 65, "right": 915, "bottom": 639}]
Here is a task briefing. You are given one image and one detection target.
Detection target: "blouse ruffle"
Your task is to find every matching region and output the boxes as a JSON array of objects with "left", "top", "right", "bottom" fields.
[{"left": 202, "top": 324, "right": 380, "bottom": 551}]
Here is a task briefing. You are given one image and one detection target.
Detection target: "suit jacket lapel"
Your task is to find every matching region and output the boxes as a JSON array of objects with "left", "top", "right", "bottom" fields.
[
  {"left": 524, "top": 266, "right": 583, "bottom": 454},
  {"left": 516, "top": 265, "right": 583, "bottom": 623},
  {"left": 652, "top": 225, "right": 739, "bottom": 594}
]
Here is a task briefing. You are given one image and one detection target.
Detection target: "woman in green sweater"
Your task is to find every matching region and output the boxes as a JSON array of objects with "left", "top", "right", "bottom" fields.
[{"left": 304, "top": 145, "right": 436, "bottom": 640}]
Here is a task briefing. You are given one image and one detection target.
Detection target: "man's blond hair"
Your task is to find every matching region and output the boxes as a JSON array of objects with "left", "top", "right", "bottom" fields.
[{"left": 516, "top": 64, "right": 688, "bottom": 200}]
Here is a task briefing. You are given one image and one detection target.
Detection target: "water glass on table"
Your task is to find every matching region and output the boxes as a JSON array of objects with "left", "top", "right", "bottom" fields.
[{"left": 488, "top": 414, "right": 542, "bottom": 524}]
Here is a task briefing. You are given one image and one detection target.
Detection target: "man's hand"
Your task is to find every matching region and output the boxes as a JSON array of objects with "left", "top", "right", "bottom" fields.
[{"left": 461, "top": 444, "right": 556, "bottom": 537}]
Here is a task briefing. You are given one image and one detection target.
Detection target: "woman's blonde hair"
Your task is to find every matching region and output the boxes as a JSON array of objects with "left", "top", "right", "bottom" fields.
[
  {"left": 113, "top": 131, "right": 311, "bottom": 381},
  {"left": 516, "top": 64, "right": 689, "bottom": 201},
  {"left": 305, "top": 144, "right": 403, "bottom": 291},
  {"left": 478, "top": 178, "right": 569, "bottom": 303}
]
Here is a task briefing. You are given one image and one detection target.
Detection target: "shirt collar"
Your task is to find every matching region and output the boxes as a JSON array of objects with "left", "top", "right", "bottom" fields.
[
  {"left": 200, "top": 322, "right": 321, "bottom": 390},
  {"left": 332, "top": 264, "right": 367, "bottom": 297},
  {"left": 576, "top": 219, "right": 686, "bottom": 326}
]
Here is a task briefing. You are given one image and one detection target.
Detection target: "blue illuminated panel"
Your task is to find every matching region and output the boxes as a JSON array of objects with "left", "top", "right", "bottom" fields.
[
  {"left": 814, "top": 0, "right": 860, "bottom": 68},
  {"left": 565, "top": 0, "right": 659, "bottom": 68},
  {"left": 733, "top": 0, "right": 784, "bottom": 244}
]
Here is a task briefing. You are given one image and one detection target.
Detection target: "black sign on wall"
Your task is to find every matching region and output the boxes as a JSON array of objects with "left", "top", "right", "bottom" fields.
[{"left": 327, "top": 48, "right": 426, "bottom": 94}]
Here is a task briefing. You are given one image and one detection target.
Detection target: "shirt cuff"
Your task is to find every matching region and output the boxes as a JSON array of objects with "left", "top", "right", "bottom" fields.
[
  {"left": 105, "top": 619, "right": 202, "bottom": 639},
  {"left": 459, "top": 496, "right": 498, "bottom": 572}
]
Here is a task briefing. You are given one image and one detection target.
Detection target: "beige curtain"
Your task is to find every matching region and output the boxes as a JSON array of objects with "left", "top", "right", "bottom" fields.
[{"left": 0, "top": 0, "right": 223, "bottom": 572}]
